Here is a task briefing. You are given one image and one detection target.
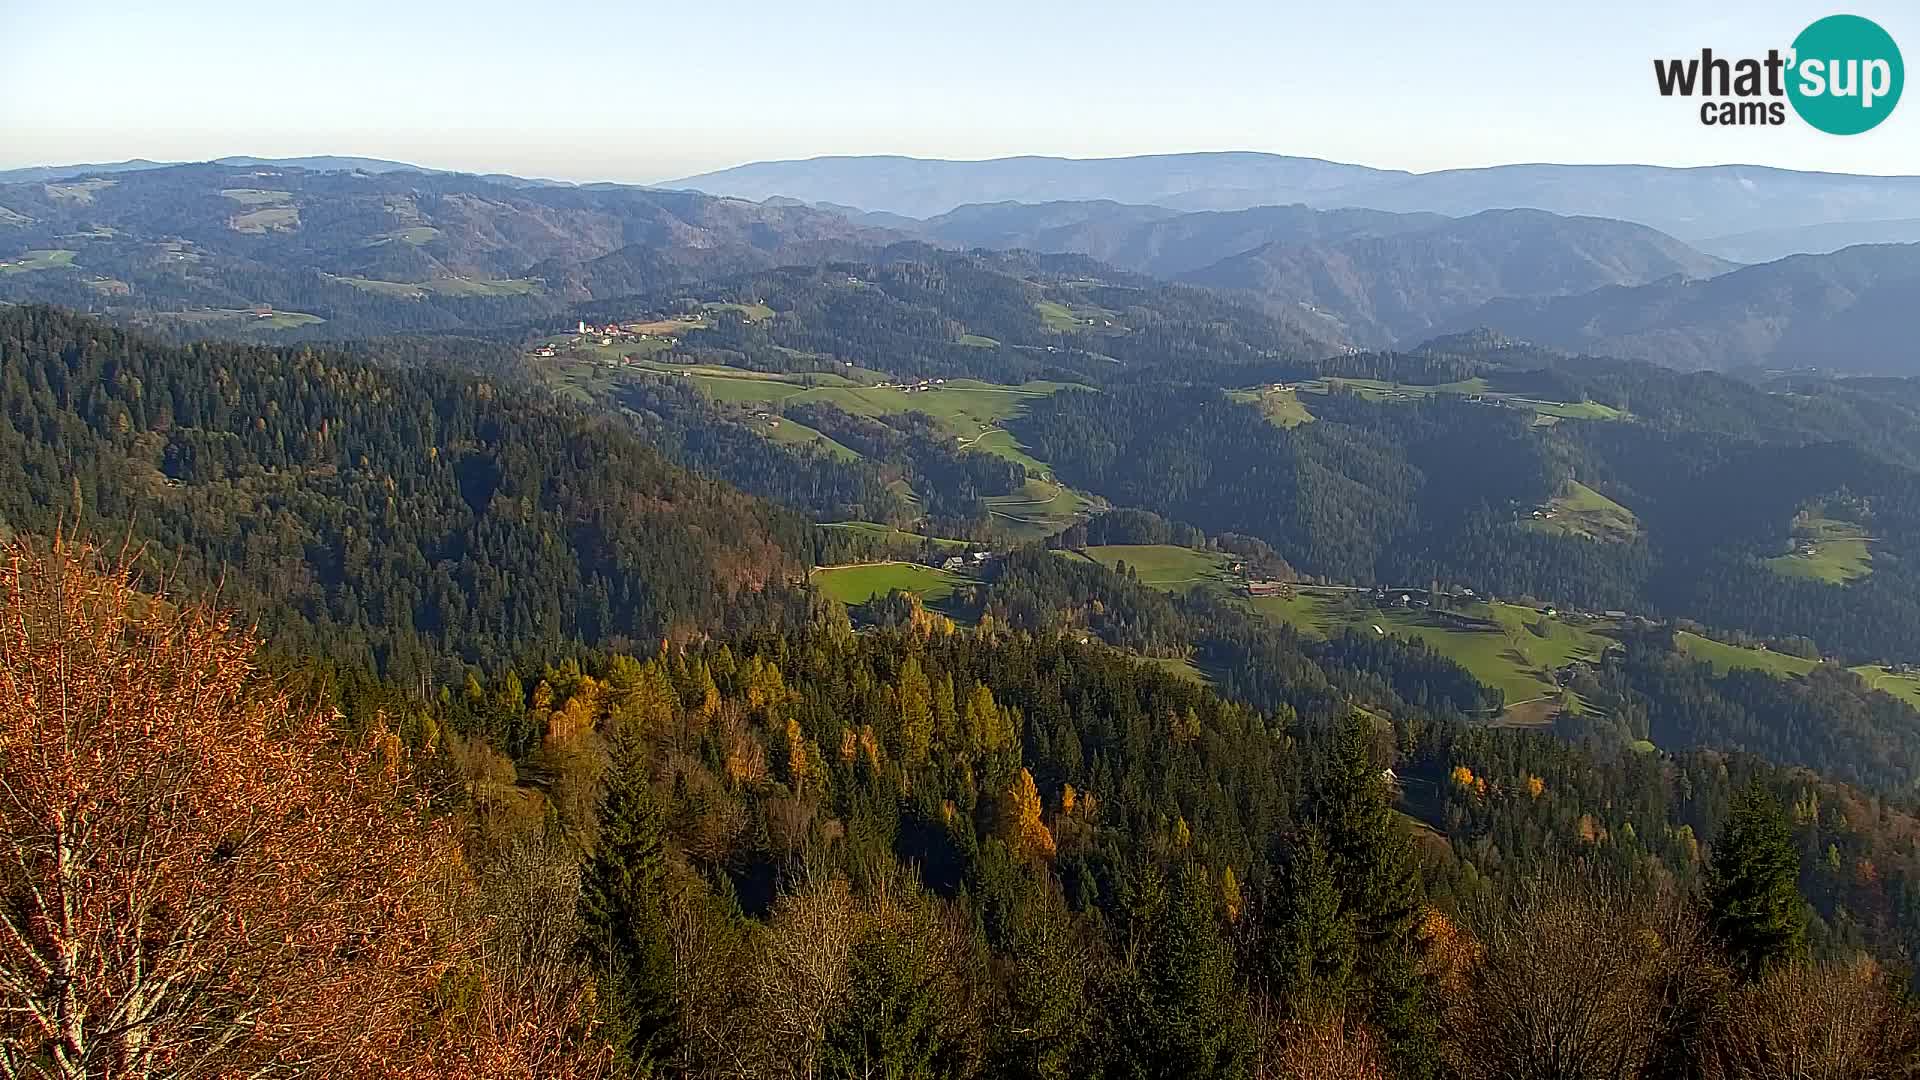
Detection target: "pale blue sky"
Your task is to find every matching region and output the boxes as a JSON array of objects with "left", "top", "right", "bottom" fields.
[{"left": 4, "top": 0, "right": 1918, "bottom": 181}]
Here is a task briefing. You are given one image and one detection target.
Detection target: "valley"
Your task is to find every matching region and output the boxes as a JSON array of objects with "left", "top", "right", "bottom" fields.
[
  {"left": 18, "top": 9, "right": 1920, "bottom": 1075},
  {"left": 8, "top": 150, "right": 1920, "bottom": 1079}
]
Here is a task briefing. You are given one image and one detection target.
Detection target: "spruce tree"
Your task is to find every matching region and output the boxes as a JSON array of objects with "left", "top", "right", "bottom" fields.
[
  {"left": 1707, "top": 780, "right": 1808, "bottom": 981},
  {"left": 1312, "top": 714, "right": 1438, "bottom": 1079},
  {"left": 1115, "top": 863, "right": 1251, "bottom": 1080},
  {"left": 991, "top": 882, "right": 1091, "bottom": 1080},
  {"left": 580, "top": 750, "right": 679, "bottom": 1070},
  {"left": 1316, "top": 715, "right": 1420, "bottom": 953},
  {"left": 1260, "top": 828, "right": 1356, "bottom": 1017},
  {"left": 822, "top": 933, "right": 954, "bottom": 1079}
]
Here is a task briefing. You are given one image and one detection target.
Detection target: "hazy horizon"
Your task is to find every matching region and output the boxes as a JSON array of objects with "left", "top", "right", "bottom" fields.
[
  {"left": 6, "top": 0, "right": 1920, "bottom": 185},
  {"left": 11, "top": 148, "right": 1920, "bottom": 191}
]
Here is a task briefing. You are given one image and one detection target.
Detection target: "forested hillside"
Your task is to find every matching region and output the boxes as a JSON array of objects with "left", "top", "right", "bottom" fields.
[
  {"left": 12, "top": 153, "right": 1920, "bottom": 1079},
  {"left": 917, "top": 201, "right": 1732, "bottom": 346},
  {"left": 1460, "top": 242, "right": 1920, "bottom": 373},
  {"left": 1009, "top": 346, "right": 1920, "bottom": 663},
  {"left": 17, "top": 535, "right": 1918, "bottom": 1076},
  {"left": 0, "top": 306, "right": 821, "bottom": 681},
  {"left": 565, "top": 248, "right": 1342, "bottom": 385}
]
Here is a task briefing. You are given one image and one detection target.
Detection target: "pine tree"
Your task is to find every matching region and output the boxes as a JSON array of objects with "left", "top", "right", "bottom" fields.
[
  {"left": 580, "top": 749, "right": 679, "bottom": 1070},
  {"left": 1707, "top": 780, "right": 1808, "bottom": 981}
]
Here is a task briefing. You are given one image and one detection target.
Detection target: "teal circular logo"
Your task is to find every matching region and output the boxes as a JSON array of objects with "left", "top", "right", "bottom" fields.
[{"left": 1788, "top": 15, "right": 1903, "bottom": 134}]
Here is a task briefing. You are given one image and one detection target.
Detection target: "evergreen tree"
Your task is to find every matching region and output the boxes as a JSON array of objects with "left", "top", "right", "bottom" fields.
[
  {"left": 821, "top": 936, "right": 952, "bottom": 1079},
  {"left": 1315, "top": 715, "right": 1420, "bottom": 953},
  {"left": 1312, "top": 714, "right": 1438, "bottom": 1079},
  {"left": 580, "top": 748, "right": 680, "bottom": 1070},
  {"left": 1259, "top": 828, "right": 1356, "bottom": 1017},
  {"left": 990, "top": 883, "right": 1091, "bottom": 1080},
  {"left": 1706, "top": 780, "right": 1808, "bottom": 981},
  {"left": 1111, "top": 863, "right": 1250, "bottom": 1080}
]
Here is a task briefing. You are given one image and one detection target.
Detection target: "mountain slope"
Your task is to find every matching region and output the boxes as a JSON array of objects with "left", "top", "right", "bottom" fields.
[
  {"left": 1180, "top": 208, "right": 1733, "bottom": 344},
  {"left": 1703, "top": 217, "right": 1920, "bottom": 264},
  {"left": 918, "top": 200, "right": 1441, "bottom": 277},
  {"left": 1462, "top": 242, "right": 1920, "bottom": 372},
  {"left": 0, "top": 306, "right": 817, "bottom": 679},
  {"left": 0, "top": 163, "right": 901, "bottom": 338},
  {"left": 908, "top": 201, "right": 1731, "bottom": 346},
  {"left": 667, "top": 151, "right": 1396, "bottom": 219}
]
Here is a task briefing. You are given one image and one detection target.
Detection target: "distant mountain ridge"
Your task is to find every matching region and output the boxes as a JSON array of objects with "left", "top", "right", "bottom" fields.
[
  {"left": 0, "top": 162, "right": 901, "bottom": 338},
  {"left": 916, "top": 200, "right": 1440, "bottom": 277},
  {"left": 666, "top": 152, "right": 1920, "bottom": 252},
  {"left": 1455, "top": 242, "right": 1920, "bottom": 373},
  {"left": 900, "top": 200, "right": 1732, "bottom": 345},
  {"left": 0, "top": 155, "right": 575, "bottom": 188}
]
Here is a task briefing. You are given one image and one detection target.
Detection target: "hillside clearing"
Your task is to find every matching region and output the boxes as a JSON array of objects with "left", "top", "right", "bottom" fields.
[
  {"left": 752, "top": 414, "right": 860, "bottom": 460},
  {"left": 0, "top": 249, "right": 77, "bottom": 274},
  {"left": 1231, "top": 386, "right": 1315, "bottom": 428},
  {"left": 817, "top": 522, "right": 970, "bottom": 552},
  {"left": 1675, "top": 632, "right": 1819, "bottom": 677},
  {"left": 1073, "top": 545, "right": 1236, "bottom": 590},
  {"left": 1290, "top": 375, "right": 1627, "bottom": 422},
  {"left": 1258, "top": 592, "right": 1614, "bottom": 717},
  {"left": 1526, "top": 481, "right": 1639, "bottom": 542},
  {"left": 43, "top": 179, "right": 115, "bottom": 203},
  {"left": 220, "top": 189, "right": 294, "bottom": 205},
  {"left": 1851, "top": 665, "right": 1920, "bottom": 710},
  {"left": 1766, "top": 515, "right": 1872, "bottom": 584},
  {"left": 812, "top": 562, "right": 967, "bottom": 605},
  {"left": 340, "top": 275, "right": 541, "bottom": 298}
]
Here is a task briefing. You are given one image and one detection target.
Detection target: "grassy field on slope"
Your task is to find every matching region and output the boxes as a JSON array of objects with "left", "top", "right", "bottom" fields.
[{"left": 812, "top": 562, "right": 967, "bottom": 605}]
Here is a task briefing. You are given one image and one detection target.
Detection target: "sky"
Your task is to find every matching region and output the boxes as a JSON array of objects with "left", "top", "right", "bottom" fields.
[{"left": 4, "top": 0, "right": 1919, "bottom": 182}]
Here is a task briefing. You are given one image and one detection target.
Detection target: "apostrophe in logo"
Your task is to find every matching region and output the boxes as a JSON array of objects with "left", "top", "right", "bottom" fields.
[
  {"left": 1652, "top": 13, "right": 1903, "bottom": 134},
  {"left": 1788, "top": 14, "right": 1903, "bottom": 134}
]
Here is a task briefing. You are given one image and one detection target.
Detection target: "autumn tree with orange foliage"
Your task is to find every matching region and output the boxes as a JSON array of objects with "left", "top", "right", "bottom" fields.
[
  {"left": 1001, "top": 768, "right": 1056, "bottom": 862},
  {"left": 0, "top": 539, "right": 609, "bottom": 1079}
]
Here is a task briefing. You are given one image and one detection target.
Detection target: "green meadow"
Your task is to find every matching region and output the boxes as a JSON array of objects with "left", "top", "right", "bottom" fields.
[
  {"left": 1674, "top": 632, "right": 1819, "bottom": 677},
  {"left": 1766, "top": 516, "right": 1872, "bottom": 584},
  {"left": 0, "top": 249, "right": 77, "bottom": 274},
  {"left": 1527, "top": 481, "right": 1640, "bottom": 543},
  {"left": 1231, "top": 386, "right": 1315, "bottom": 428},
  {"left": 812, "top": 562, "right": 967, "bottom": 605}
]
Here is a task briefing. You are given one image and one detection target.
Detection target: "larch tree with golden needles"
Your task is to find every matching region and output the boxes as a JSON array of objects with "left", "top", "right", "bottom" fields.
[{"left": 0, "top": 540, "right": 462, "bottom": 1080}]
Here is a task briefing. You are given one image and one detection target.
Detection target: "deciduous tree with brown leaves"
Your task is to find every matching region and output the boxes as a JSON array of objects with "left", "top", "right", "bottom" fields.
[{"left": 0, "top": 539, "right": 609, "bottom": 1079}]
